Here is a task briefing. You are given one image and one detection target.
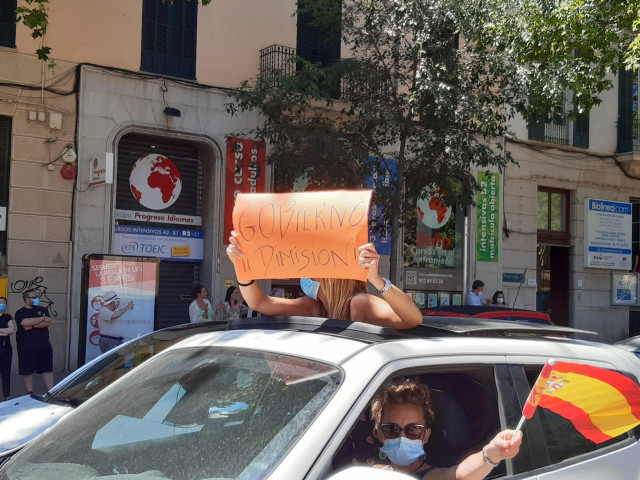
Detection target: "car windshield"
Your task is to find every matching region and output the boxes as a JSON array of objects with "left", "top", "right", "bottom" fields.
[
  {"left": 3, "top": 347, "right": 341, "bottom": 480},
  {"left": 46, "top": 324, "right": 226, "bottom": 406}
]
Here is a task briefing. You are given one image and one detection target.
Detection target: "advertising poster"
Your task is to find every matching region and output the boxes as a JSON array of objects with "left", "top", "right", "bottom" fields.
[
  {"left": 477, "top": 172, "right": 500, "bottom": 262},
  {"left": 113, "top": 225, "right": 204, "bottom": 262},
  {"left": 584, "top": 199, "right": 632, "bottom": 270},
  {"left": 224, "top": 137, "right": 267, "bottom": 244},
  {"left": 365, "top": 157, "right": 397, "bottom": 255},
  {"left": 84, "top": 256, "right": 159, "bottom": 363}
]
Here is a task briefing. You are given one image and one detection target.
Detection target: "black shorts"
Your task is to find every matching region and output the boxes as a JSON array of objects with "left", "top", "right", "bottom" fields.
[{"left": 17, "top": 342, "right": 53, "bottom": 375}]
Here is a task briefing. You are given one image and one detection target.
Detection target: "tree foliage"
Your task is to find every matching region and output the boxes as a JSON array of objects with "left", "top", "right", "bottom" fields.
[{"left": 230, "top": 0, "right": 520, "bottom": 279}]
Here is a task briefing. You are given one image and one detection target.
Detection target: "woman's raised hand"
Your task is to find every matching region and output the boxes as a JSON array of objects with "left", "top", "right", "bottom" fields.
[
  {"left": 227, "top": 231, "right": 244, "bottom": 260},
  {"left": 358, "top": 243, "right": 381, "bottom": 283}
]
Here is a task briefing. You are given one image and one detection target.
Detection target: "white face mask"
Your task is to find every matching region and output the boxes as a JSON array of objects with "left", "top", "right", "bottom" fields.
[
  {"left": 497, "top": 298, "right": 504, "bottom": 304},
  {"left": 300, "top": 278, "right": 320, "bottom": 300}
]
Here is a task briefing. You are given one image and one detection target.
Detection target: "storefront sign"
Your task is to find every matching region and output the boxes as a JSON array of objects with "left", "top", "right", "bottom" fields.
[
  {"left": 365, "top": 157, "right": 397, "bottom": 255},
  {"left": 477, "top": 172, "right": 500, "bottom": 262},
  {"left": 503, "top": 272, "right": 525, "bottom": 283},
  {"left": 610, "top": 273, "right": 638, "bottom": 305},
  {"left": 113, "top": 225, "right": 204, "bottom": 262},
  {"left": 224, "top": 137, "right": 266, "bottom": 244},
  {"left": 129, "top": 154, "right": 182, "bottom": 210},
  {"left": 585, "top": 199, "right": 632, "bottom": 270},
  {"left": 404, "top": 267, "right": 464, "bottom": 291},
  {"left": 90, "top": 153, "right": 113, "bottom": 186},
  {"left": 114, "top": 209, "right": 202, "bottom": 226},
  {"left": 232, "top": 190, "right": 371, "bottom": 281},
  {"left": 84, "top": 256, "right": 158, "bottom": 363}
]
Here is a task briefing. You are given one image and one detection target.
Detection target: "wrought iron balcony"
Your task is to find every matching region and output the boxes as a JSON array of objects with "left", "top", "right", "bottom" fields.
[{"left": 259, "top": 45, "right": 296, "bottom": 84}]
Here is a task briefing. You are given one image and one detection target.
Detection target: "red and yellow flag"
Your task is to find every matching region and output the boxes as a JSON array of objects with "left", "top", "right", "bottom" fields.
[{"left": 522, "top": 360, "right": 640, "bottom": 444}]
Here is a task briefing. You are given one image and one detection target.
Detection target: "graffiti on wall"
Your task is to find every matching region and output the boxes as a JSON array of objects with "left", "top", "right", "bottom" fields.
[{"left": 10, "top": 276, "right": 58, "bottom": 317}]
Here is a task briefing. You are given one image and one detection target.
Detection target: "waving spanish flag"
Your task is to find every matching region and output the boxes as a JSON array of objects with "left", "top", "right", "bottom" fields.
[{"left": 519, "top": 360, "right": 640, "bottom": 444}]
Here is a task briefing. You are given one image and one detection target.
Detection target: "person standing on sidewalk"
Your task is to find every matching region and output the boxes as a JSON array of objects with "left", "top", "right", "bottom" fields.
[
  {"left": 0, "top": 296, "right": 16, "bottom": 400},
  {"left": 15, "top": 289, "right": 53, "bottom": 394}
]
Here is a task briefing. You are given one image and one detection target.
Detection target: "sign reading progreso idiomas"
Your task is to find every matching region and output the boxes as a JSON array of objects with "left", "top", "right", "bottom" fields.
[
  {"left": 477, "top": 172, "right": 500, "bottom": 262},
  {"left": 232, "top": 190, "right": 372, "bottom": 281}
]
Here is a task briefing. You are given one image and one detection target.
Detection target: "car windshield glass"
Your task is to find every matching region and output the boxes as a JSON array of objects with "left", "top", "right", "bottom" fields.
[
  {"left": 48, "top": 324, "right": 225, "bottom": 405},
  {"left": 4, "top": 347, "right": 341, "bottom": 480}
]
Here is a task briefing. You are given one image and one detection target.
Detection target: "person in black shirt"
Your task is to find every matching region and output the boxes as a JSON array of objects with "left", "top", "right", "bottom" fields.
[
  {"left": 15, "top": 289, "right": 53, "bottom": 394},
  {"left": 0, "top": 296, "right": 16, "bottom": 400}
]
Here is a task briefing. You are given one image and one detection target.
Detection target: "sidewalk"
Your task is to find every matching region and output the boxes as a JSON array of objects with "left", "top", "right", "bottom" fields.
[{"left": 8, "top": 371, "right": 69, "bottom": 399}]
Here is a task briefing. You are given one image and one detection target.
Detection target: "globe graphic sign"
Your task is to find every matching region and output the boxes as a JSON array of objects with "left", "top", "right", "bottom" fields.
[
  {"left": 417, "top": 188, "right": 452, "bottom": 229},
  {"left": 129, "top": 154, "right": 182, "bottom": 210}
]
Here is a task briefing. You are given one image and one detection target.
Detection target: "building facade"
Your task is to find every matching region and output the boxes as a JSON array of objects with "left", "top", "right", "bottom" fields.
[{"left": 0, "top": 0, "right": 639, "bottom": 373}]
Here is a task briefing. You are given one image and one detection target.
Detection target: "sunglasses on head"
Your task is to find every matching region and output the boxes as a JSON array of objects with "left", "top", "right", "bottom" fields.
[{"left": 380, "top": 423, "right": 426, "bottom": 440}]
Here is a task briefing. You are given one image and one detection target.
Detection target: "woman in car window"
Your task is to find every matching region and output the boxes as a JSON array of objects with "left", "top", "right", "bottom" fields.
[
  {"left": 226, "top": 232, "right": 422, "bottom": 329},
  {"left": 0, "top": 296, "right": 16, "bottom": 400},
  {"left": 370, "top": 378, "right": 521, "bottom": 479}
]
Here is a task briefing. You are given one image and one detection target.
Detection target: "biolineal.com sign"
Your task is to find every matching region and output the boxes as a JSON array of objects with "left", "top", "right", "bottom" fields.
[{"left": 584, "top": 198, "right": 632, "bottom": 270}]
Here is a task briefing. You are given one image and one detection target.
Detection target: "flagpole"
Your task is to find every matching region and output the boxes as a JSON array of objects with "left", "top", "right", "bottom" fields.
[{"left": 510, "top": 416, "right": 526, "bottom": 445}]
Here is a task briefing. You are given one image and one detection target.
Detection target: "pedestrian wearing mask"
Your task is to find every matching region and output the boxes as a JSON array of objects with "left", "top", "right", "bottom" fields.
[
  {"left": 465, "top": 280, "right": 489, "bottom": 306},
  {"left": 15, "top": 289, "right": 53, "bottom": 394},
  {"left": 491, "top": 291, "right": 507, "bottom": 307},
  {"left": 0, "top": 296, "right": 16, "bottom": 400}
]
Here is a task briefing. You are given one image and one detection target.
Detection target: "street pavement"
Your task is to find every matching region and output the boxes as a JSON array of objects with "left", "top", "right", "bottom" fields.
[{"left": 7, "top": 371, "right": 69, "bottom": 399}]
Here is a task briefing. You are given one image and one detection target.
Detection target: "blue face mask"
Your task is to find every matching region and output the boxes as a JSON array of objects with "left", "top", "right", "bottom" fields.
[
  {"left": 0, "top": 304, "right": 6, "bottom": 313},
  {"left": 379, "top": 437, "right": 425, "bottom": 466},
  {"left": 300, "top": 278, "right": 320, "bottom": 300},
  {"left": 32, "top": 297, "right": 40, "bottom": 307}
]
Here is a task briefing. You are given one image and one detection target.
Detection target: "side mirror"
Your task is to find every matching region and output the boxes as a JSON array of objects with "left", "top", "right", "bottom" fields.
[{"left": 327, "top": 466, "right": 415, "bottom": 479}]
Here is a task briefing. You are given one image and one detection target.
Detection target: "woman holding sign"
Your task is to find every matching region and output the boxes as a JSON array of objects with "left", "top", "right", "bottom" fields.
[{"left": 226, "top": 234, "right": 423, "bottom": 329}]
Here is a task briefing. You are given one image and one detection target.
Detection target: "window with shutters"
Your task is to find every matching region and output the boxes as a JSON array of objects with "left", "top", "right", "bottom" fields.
[
  {"left": 527, "top": 103, "right": 589, "bottom": 149},
  {"left": 0, "top": 0, "right": 17, "bottom": 48},
  {"left": 617, "top": 68, "right": 636, "bottom": 153},
  {"left": 0, "top": 116, "right": 11, "bottom": 260},
  {"left": 296, "top": 0, "right": 341, "bottom": 68},
  {"left": 141, "top": 0, "right": 197, "bottom": 80}
]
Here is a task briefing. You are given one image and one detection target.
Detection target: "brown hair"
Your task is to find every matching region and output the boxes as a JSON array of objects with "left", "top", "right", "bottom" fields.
[
  {"left": 318, "top": 278, "right": 367, "bottom": 320},
  {"left": 370, "top": 378, "right": 435, "bottom": 433}
]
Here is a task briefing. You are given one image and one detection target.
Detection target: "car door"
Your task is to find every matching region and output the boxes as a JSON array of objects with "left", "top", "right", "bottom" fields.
[{"left": 308, "top": 353, "right": 541, "bottom": 480}]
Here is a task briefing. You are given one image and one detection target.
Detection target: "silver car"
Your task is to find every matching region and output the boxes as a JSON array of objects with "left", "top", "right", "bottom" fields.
[
  {"left": 1, "top": 316, "right": 639, "bottom": 479},
  {"left": 0, "top": 321, "right": 226, "bottom": 459}
]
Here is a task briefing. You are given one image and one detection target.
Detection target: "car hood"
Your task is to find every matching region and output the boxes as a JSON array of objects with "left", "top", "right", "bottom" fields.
[{"left": 0, "top": 395, "right": 72, "bottom": 454}]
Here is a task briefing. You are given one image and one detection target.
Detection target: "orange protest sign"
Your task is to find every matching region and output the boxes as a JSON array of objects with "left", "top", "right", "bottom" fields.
[{"left": 232, "top": 190, "right": 372, "bottom": 281}]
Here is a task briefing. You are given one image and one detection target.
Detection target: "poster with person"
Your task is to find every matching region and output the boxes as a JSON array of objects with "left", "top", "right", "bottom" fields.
[{"left": 83, "top": 255, "right": 159, "bottom": 363}]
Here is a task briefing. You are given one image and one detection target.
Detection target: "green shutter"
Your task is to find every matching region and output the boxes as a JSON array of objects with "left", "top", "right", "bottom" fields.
[
  {"left": 141, "top": 0, "right": 197, "bottom": 80},
  {"left": 573, "top": 111, "right": 589, "bottom": 149},
  {"left": 296, "top": 0, "right": 341, "bottom": 67},
  {"left": 528, "top": 116, "right": 544, "bottom": 141},
  {"left": 0, "top": 116, "right": 11, "bottom": 257},
  {"left": 618, "top": 68, "right": 634, "bottom": 153},
  {"left": 0, "top": 0, "right": 17, "bottom": 48}
]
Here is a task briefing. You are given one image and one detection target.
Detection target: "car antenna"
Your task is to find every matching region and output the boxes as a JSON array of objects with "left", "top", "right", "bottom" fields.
[{"left": 508, "top": 268, "right": 527, "bottom": 321}]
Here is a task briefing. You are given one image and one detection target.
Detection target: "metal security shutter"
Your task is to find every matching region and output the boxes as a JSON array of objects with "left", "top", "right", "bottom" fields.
[
  {"left": 296, "top": 0, "right": 341, "bottom": 67},
  {"left": 0, "top": 116, "right": 10, "bottom": 257},
  {"left": 156, "top": 261, "right": 199, "bottom": 329},
  {"left": 0, "top": 0, "right": 16, "bottom": 48},
  {"left": 116, "top": 134, "right": 202, "bottom": 328},
  {"left": 141, "top": 0, "right": 197, "bottom": 80},
  {"left": 618, "top": 68, "right": 634, "bottom": 153}
]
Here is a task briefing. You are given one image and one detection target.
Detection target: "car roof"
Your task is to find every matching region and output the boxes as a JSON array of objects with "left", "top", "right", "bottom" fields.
[{"left": 163, "top": 316, "right": 626, "bottom": 372}]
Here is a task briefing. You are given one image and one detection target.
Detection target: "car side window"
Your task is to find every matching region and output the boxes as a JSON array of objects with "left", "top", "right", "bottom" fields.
[
  {"left": 523, "top": 365, "right": 629, "bottom": 464},
  {"left": 333, "top": 366, "right": 508, "bottom": 478}
]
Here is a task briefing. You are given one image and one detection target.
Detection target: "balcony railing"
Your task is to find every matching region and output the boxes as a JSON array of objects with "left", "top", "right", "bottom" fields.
[
  {"left": 259, "top": 44, "right": 390, "bottom": 101},
  {"left": 543, "top": 120, "right": 569, "bottom": 145},
  {"left": 633, "top": 118, "right": 640, "bottom": 152},
  {"left": 259, "top": 45, "right": 297, "bottom": 84}
]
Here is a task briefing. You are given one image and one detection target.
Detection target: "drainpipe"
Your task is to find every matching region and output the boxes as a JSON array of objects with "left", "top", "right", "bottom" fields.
[{"left": 65, "top": 240, "right": 73, "bottom": 372}]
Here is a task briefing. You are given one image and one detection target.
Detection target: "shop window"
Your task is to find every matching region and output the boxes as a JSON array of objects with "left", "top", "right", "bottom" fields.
[
  {"left": 141, "top": 0, "right": 197, "bottom": 80},
  {"left": 632, "top": 199, "right": 640, "bottom": 273},
  {"left": 0, "top": 0, "right": 16, "bottom": 48}
]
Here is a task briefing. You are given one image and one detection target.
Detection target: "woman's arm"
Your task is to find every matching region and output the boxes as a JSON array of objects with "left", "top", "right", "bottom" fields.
[
  {"left": 354, "top": 243, "right": 423, "bottom": 329},
  {"left": 227, "top": 233, "right": 320, "bottom": 317},
  {"left": 427, "top": 430, "right": 522, "bottom": 480},
  {"left": 188, "top": 301, "right": 199, "bottom": 323}
]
